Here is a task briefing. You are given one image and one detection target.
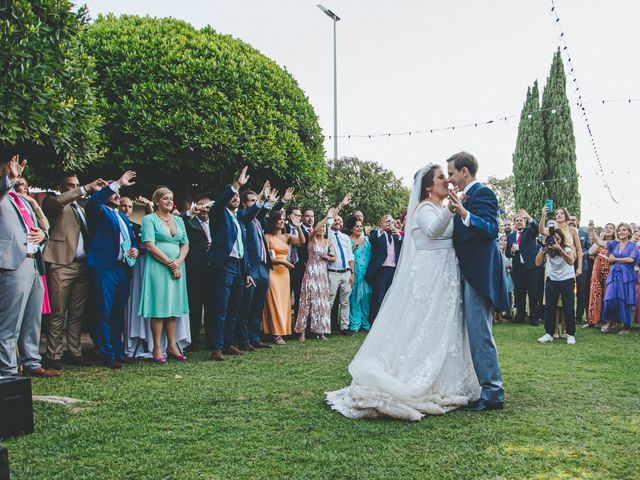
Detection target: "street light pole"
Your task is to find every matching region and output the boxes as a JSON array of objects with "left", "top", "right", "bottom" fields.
[{"left": 317, "top": 4, "right": 340, "bottom": 161}]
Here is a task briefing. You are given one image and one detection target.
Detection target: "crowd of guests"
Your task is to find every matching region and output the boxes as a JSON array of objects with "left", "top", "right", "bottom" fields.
[
  {"left": 0, "top": 154, "right": 405, "bottom": 377},
  {"left": 497, "top": 206, "right": 639, "bottom": 345}
]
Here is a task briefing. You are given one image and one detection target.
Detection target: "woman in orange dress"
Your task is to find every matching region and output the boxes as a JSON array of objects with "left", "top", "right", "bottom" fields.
[
  {"left": 584, "top": 223, "right": 615, "bottom": 327},
  {"left": 262, "top": 210, "right": 305, "bottom": 345}
]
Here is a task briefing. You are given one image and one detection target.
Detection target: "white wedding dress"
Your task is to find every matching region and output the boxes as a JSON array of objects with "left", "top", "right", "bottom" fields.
[{"left": 326, "top": 195, "right": 480, "bottom": 421}]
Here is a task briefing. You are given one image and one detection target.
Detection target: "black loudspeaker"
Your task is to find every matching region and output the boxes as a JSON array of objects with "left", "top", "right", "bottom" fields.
[
  {"left": 0, "top": 446, "right": 9, "bottom": 480},
  {"left": 0, "top": 377, "right": 34, "bottom": 440}
]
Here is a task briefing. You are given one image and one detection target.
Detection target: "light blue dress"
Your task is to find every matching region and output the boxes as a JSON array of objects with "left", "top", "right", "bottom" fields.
[{"left": 349, "top": 237, "right": 372, "bottom": 331}]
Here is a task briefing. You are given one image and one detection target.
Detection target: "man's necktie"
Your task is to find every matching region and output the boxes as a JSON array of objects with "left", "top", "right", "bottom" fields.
[
  {"left": 335, "top": 232, "right": 346, "bottom": 269},
  {"left": 71, "top": 202, "right": 89, "bottom": 246},
  {"left": 115, "top": 212, "right": 136, "bottom": 267},
  {"left": 232, "top": 212, "right": 244, "bottom": 257}
]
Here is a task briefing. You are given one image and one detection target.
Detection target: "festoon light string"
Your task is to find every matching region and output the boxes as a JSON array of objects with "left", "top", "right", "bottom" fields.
[{"left": 550, "top": 0, "right": 618, "bottom": 203}]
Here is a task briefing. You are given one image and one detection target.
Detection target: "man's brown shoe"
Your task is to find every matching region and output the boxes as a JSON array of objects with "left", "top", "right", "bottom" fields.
[
  {"left": 252, "top": 342, "right": 272, "bottom": 349},
  {"left": 45, "top": 359, "right": 64, "bottom": 370},
  {"left": 210, "top": 350, "right": 225, "bottom": 361},
  {"left": 241, "top": 345, "right": 257, "bottom": 352},
  {"left": 223, "top": 345, "right": 246, "bottom": 356},
  {"left": 23, "top": 367, "right": 61, "bottom": 378}
]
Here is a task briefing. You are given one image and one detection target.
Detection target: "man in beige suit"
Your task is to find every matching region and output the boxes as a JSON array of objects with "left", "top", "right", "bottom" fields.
[{"left": 42, "top": 174, "right": 105, "bottom": 369}]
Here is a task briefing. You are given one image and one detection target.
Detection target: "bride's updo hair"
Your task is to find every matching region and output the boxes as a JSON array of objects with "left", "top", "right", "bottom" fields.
[{"left": 419, "top": 164, "right": 441, "bottom": 201}]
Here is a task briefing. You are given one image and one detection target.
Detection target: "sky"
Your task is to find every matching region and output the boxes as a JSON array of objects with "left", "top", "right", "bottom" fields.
[{"left": 81, "top": 0, "right": 640, "bottom": 225}]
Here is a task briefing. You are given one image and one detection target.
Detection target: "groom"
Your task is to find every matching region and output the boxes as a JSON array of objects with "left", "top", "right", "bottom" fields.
[{"left": 447, "top": 152, "right": 509, "bottom": 411}]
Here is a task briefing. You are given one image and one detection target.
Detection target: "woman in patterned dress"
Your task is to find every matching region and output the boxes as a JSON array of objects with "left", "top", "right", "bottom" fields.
[{"left": 584, "top": 223, "right": 615, "bottom": 328}]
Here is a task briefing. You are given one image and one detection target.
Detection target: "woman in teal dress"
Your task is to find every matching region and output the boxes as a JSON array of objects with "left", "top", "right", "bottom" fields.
[
  {"left": 347, "top": 216, "right": 372, "bottom": 332},
  {"left": 139, "top": 187, "right": 190, "bottom": 362}
]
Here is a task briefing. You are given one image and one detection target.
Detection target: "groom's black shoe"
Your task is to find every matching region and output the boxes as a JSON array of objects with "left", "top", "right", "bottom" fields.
[{"left": 463, "top": 398, "right": 504, "bottom": 412}]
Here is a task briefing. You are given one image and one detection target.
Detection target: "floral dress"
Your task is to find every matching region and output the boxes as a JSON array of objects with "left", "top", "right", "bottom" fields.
[
  {"left": 294, "top": 241, "right": 332, "bottom": 334},
  {"left": 587, "top": 246, "right": 611, "bottom": 326}
]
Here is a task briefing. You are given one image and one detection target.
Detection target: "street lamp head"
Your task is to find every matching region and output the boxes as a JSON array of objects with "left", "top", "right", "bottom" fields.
[{"left": 317, "top": 4, "right": 340, "bottom": 21}]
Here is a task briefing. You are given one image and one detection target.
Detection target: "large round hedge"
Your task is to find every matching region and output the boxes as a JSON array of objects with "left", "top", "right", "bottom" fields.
[{"left": 83, "top": 14, "right": 326, "bottom": 199}]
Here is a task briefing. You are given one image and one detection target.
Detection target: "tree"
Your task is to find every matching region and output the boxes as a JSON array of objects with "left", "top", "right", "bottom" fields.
[
  {"left": 512, "top": 81, "right": 547, "bottom": 215},
  {"left": 486, "top": 175, "right": 516, "bottom": 220},
  {"left": 298, "top": 157, "right": 410, "bottom": 225},
  {"left": 541, "top": 49, "right": 581, "bottom": 216},
  {"left": 0, "top": 0, "right": 102, "bottom": 185},
  {"left": 82, "top": 15, "right": 325, "bottom": 203}
]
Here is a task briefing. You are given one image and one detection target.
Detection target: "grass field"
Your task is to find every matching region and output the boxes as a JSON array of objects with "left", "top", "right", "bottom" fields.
[{"left": 4, "top": 324, "right": 640, "bottom": 479}]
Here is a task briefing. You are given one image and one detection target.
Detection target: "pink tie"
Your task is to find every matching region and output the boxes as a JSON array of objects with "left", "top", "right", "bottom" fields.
[{"left": 9, "top": 191, "right": 36, "bottom": 231}]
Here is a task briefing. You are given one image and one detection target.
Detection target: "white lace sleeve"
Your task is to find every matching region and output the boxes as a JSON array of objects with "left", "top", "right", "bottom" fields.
[{"left": 415, "top": 203, "right": 455, "bottom": 239}]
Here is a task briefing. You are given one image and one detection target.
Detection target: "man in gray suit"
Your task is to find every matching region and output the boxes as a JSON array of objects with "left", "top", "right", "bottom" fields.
[{"left": 0, "top": 155, "right": 60, "bottom": 377}]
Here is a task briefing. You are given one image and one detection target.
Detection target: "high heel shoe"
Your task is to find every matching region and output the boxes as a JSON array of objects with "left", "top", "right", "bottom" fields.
[
  {"left": 167, "top": 352, "right": 187, "bottom": 361},
  {"left": 153, "top": 356, "right": 167, "bottom": 364}
]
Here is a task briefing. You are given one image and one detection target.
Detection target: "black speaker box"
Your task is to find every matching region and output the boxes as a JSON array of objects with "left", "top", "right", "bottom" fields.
[{"left": 0, "top": 376, "right": 34, "bottom": 440}]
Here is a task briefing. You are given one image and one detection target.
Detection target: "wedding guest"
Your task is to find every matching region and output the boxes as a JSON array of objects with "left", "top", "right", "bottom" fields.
[
  {"left": 263, "top": 210, "right": 305, "bottom": 345},
  {"left": 139, "top": 187, "right": 190, "bottom": 362},
  {"left": 294, "top": 208, "right": 340, "bottom": 341},
  {"left": 502, "top": 219, "right": 514, "bottom": 236},
  {"left": 633, "top": 231, "right": 640, "bottom": 323},
  {"left": 366, "top": 214, "right": 402, "bottom": 324},
  {"left": 302, "top": 207, "right": 315, "bottom": 233},
  {"left": 0, "top": 155, "right": 59, "bottom": 377},
  {"left": 497, "top": 235, "right": 514, "bottom": 322},
  {"left": 14, "top": 178, "right": 51, "bottom": 317},
  {"left": 584, "top": 223, "right": 615, "bottom": 328},
  {"left": 328, "top": 207, "right": 356, "bottom": 335},
  {"left": 536, "top": 229, "right": 577, "bottom": 345},
  {"left": 569, "top": 215, "right": 592, "bottom": 323},
  {"left": 285, "top": 198, "right": 310, "bottom": 321},
  {"left": 182, "top": 195, "right": 214, "bottom": 350},
  {"left": 86, "top": 171, "right": 139, "bottom": 369},
  {"left": 236, "top": 184, "right": 274, "bottom": 351},
  {"left": 589, "top": 221, "right": 638, "bottom": 334},
  {"left": 41, "top": 174, "right": 105, "bottom": 368},
  {"left": 506, "top": 209, "right": 543, "bottom": 325},
  {"left": 347, "top": 215, "right": 372, "bottom": 332},
  {"left": 205, "top": 167, "right": 256, "bottom": 361}
]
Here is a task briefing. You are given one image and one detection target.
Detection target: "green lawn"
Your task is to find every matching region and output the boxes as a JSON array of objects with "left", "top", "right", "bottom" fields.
[{"left": 5, "top": 324, "right": 640, "bottom": 479}]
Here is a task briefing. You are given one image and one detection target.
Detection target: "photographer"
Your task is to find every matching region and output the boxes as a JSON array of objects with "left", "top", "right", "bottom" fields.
[{"left": 536, "top": 228, "right": 577, "bottom": 345}]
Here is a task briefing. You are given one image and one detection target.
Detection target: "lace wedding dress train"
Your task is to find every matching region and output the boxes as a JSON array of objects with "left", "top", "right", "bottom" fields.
[{"left": 326, "top": 202, "right": 480, "bottom": 421}]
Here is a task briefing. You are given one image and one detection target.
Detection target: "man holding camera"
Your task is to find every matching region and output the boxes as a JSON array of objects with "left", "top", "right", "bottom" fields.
[{"left": 506, "top": 209, "right": 544, "bottom": 325}]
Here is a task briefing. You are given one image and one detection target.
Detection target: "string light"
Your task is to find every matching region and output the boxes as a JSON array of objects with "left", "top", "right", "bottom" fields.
[{"left": 550, "top": 0, "right": 619, "bottom": 203}]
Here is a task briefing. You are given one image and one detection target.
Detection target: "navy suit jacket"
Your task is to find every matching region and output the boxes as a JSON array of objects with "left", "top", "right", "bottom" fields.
[
  {"left": 184, "top": 215, "right": 211, "bottom": 276},
  {"left": 206, "top": 186, "right": 259, "bottom": 274},
  {"left": 506, "top": 221, "right": 542, "bottom": 271},
  {"left": 239, "top": 204, "right": 272, "bottom": 277},
  {"left": 366, "top": 229, "right": 402, "bottom": 281},
  {"left": 453, "top": 182, "right": 509, "bottom": 311},
  {"left": 85, "top": 185, "right": 137, "bottom": 269}
]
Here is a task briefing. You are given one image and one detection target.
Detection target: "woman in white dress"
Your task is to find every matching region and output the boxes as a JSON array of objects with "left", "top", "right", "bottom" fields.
[{"left": 326, "top": 164, "right": 480, "bottom": 421}]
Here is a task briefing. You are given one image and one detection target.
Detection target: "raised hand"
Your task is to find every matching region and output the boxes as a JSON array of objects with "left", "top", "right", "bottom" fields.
[
  {"left": 116, "top": 170, "right": 136, "bottom": 187},
  {"left": 136, "top": 195, "right": 153, "bottom": 206},
  {"left": 259, "top": 180, "right": 270, "bottom": 201},
  {"left": 3, "top": 155, "right": 27, "bottom": 181},
  {"left": 236, "top": 166, "right": 250, "bottom": 187},
  {"left": 85, "top": 178, "right": 108, "bottom": 193},
  {"left": 518, "top": 208, "right": 531, "bottom": 221},
  {"left": 267, "top": 188, "right": 280, "bottom": 204},
  {"left": 282, "top": 187, "right": 295, "bottom": 203},
  {"left": 289, "top": 213, "right": 301, "bottom": 227},
  {"left": 340, "top": 192, "right": 352, "bottom": 207}
]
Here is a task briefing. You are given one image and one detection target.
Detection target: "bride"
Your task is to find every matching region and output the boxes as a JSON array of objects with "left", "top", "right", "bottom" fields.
[{"left": 326, "top": 164, "right": 480, "bottom": 421}]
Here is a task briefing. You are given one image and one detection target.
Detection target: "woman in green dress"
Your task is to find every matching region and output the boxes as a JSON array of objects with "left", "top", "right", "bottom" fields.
[
  {"left": 139, "top": 187, "right": 190, "bottom": 362},
  {"left": 347, "top": 216, "right": 372, "bottom": 333}
]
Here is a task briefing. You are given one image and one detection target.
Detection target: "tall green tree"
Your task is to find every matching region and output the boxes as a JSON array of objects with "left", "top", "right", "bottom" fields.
[
  {"left": 82, "top": 15, "right": 325, "bottom": 202},
  {"left": 486, "top": 174, "right": 516, "bottom": 220},
  {"left": 298, "top": 157, "right": 410, "bottom": 225},
  {"left": 0, "top": 0, "right": 102, "bottom": 184},
  {"left": 512, "top": 81, "right": 546, "bottom": 216},
  {"left": 541, "top": 49, "right": 581, "bottom": 216}
]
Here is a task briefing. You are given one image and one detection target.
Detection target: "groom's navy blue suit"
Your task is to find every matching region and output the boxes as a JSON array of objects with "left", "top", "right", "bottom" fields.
[{"left": 453, "top": 181, "right": 508, "bottom": 403}]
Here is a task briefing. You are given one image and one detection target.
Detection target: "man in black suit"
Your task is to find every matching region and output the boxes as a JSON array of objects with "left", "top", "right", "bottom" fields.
[
  {"left": 183, "top": 194, "right": 213, "bottom": 350},
  {"left": 506, "top": 209, "right": 543, "bottom": 325}
]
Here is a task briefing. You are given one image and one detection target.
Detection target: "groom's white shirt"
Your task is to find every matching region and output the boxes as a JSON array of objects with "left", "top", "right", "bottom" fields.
[{"left": 460, "top": 180, "right": 479, "bottom": 227}]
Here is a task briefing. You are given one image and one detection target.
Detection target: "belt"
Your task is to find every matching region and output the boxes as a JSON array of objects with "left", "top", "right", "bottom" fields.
[
  {"left": 328, "top": 268, "right": 350, "bottom": 273},
  {"left": 26, "top": 253, "right": 36, "bottom": 259}
]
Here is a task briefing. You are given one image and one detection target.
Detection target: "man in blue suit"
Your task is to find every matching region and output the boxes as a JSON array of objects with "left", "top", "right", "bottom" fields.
[
  {"left": 366, "top": 215, "right": 403, "bottom": 323},
  {"left": 447, "top": 152, "right": 509, "bottom": 411},
  {"left": 236, "top": 184, "right": 274, "bottom": 351},
  {"left": 205, "top": 166, "right": 257, "bottom": 361},
  {"left": 506, "top": 209, "right": 544, "bottom": 325},
  {"left": 85, "top": 170, "right": 139, "bottom": 369}
]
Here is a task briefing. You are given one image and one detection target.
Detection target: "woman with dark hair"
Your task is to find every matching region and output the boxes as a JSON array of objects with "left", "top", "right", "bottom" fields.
[
  {"left": 584, "top": 223, "right": 616, "bottom": 328},
  {"left": 589, "top": 221, "right": 638, "bottom": 334},
  {"left": 347, "top": 215, "right": 372, "bottom": 333},
  {"left": 263, "top": 210, "right": 305, "bottom": 345},
  {"left": 536, "top": 229, "right": 577, "bottom": 345}
]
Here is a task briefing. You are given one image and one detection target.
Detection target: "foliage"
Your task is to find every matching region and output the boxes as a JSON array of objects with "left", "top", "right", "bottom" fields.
[
  {"left": 0, "top": 0, "right": 102, "bottom": 185},
  {"left": 512, "top": 81, "right": 547, "bottom": 216},
  {"left": 82, "top": 15, "right": 325, "bottom": 203},
  {"left": 6, "top": 326, "right": 640, "bottom": 478},
  {"left": 541, "top": 49, "right": 581, "bottom": 216},
  {"left": 298, "top": 156, "right": 410, "bottom": 224},
  {"left": 486, "top": 174, "right": 515, "bottom": 220}
]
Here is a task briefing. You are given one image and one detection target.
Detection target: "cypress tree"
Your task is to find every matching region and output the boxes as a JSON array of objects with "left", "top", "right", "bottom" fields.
[
  {"left": 513, "top": 81, "right": 547, "bottom": 216},
  {"left": 541, "top": 49, "right": 581, "bottom": 216}
]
